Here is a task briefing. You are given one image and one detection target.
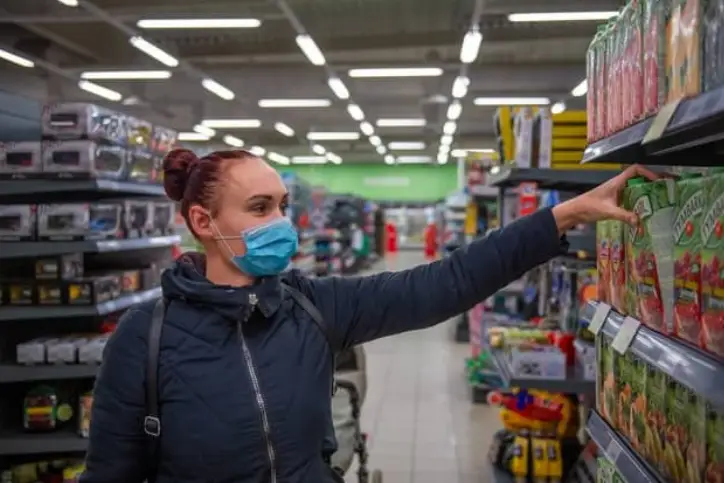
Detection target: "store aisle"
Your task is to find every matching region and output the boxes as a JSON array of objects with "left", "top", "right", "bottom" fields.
[{"left": 346, "top": 252, "right": 501, "bottom": 483}]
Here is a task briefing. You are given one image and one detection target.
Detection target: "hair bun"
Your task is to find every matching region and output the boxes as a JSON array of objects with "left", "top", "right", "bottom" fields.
[{"left": 162, "top": 148, "right": 199, "bottom": 201}]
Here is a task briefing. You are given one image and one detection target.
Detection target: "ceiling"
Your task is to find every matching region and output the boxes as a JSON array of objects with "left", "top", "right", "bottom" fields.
[{"left": 0, "top": 0, "right": 621, "bottom": 165}]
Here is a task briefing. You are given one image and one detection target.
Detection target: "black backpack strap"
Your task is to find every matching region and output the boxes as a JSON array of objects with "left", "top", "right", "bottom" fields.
[
  {"left": 144, "top": 298, "right": 165, "bottom": 481},
  {"left": 281, "top": 282, "right": 335, "bottom": 352}
]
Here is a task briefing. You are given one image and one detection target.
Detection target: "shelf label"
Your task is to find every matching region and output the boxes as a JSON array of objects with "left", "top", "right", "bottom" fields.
[
  {"left": 612, "top": 316, "right": 642, "bottom": 354},
  {"left": 587, "top": 303, "right": 611, "bottom": 336},
  {"left": 606, "top": 438, "right": 622, "bottom": 462},
  {"left": 643, "top": 99, "right": 682, "bottom": 143}
]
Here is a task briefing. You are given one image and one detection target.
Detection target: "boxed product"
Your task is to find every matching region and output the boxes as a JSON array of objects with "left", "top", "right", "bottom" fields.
[
  {"left": 122, "top": 199, "right": 154, "bottom": 238},
  {"left": 0, "top": 141, "right": 42, "bottom": 178},
  {"left": 78, "top": 335, "right": 109, "bottom": 364},
  {"left": 125, "top": 115, "right": 153, "bottom": 152},
  {"left": 65, "top": 274, "right": 121, "bottom": 305},
  {"left": 79, "top": 392, "right": 93, "bottom": 438},
  {"left": 42, "top": 103, "right": 127, "bottom": 145},
  {"left": 701, "top": 170, "right": 724, "bottom": 357},
  {"left": 508, "top": 345, "right": 566, "bottom": 379},
  {"left": 704, "top": 0, "right": 724, "bottom": 91},
  {"left": 673, "top": 174, "right": 705, "bottom": 344},
  {"left": 667, "top": 0, "right": 704, "bottom": 102},
  {"left": 35, "top": 253, "right": 84, "bottom": 280},
  {"left": 664, "top": 381, "right": 706, "bottom": 483},
  {"left": 42, "top": 140, "right": 128, "bottom": 179},
  {"left": 127, "top": 150, "right": 159, "bottom": 183},
  {"left": 643, "top": 0, "right": 667, "bottom": 116},
  {"left": 597, "top": 336, "right": 617, "bottom": 426},
  {"left": 616, "top": 351, "right": 633, "bottom": 439},
  {"left": 596, "top": 220, "right": 611, "bottom": 303},
  {"left": 119, "top": 269, "right": 141, "bottom": 294},
  {"left": 153, "top": 201, "right": 176, "bottom": 235},
  {"left": 37, "top": 203, "right": 122, "bottom": 241},
  {"left": 0, "top": 204, "right": 36, "bottom": 241},
  {"left": 37, "top": 282, "right": 65, "bottom": 305},
  {"left": 6, "top": 282, "right": 36, "bottom": 305},
  {"left": 46, "top": 337, "right": 89, "bottom": 364},
  {"left": 609, "top": 220, "right": 627, "bottom": 313},
  {"left": 629, "top": 355, "right": 648, "bottom": 455},
  {"left": 706, "top": 403, "right": 724, "bottom": 482},
  {"left": 16, "top": 337, "right": 59, "bottom": 365},
  {"left": 645, "top": 365, "right": 668, "bottom": 473},
  {"left": 586, "top": 36, "right": 598, "bottom": 142}
]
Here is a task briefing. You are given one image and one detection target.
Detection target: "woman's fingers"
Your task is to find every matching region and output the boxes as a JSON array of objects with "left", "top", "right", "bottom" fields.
[
  {"left": 605, "top": 204, "right": 639, "bottom": 226},
  {"left": 628, "top": 164, "right": 660, "bottom": 181}
]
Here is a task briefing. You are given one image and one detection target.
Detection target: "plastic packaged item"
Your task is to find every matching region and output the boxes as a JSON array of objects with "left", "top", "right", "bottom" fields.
[
  {"left": 609, "top": 220, "right": 627, "bottom": 313},
  {"left": 586, "top": 36, "right": 598, "bottom": 142},
  {"left": 629, "top": 0, "right": 646, "bottom": 123},
  {"left": 667, "top": 1, "right": 683, "bottom": 101},
  {"left": 122, "top": 199, "right": 154, "bottom": 238},
  {"left": 16, "top": 338, "right": 58, "bottom": 365},
  {"left": 0, "top": 204, "right": 36, "bottom": 241},
  {"left": 37, "top": 203, "right": 122, "bottom": 241},
  {"left": 701, "top": 170, "right": 724, "bottom": 357},
  {"left": 644, "top": 0, "right": 668, "bottom": 115},
  {"left": 127, "top": 150, "right": 159, "bottom": 183},
  {"left": 679, "top": 0, "right": 704, "bottom": 98},
  {"left": 42, "top": 140, "right": 128, "bottom": 179},
  {"left": 596, "top": 220, "right": 611, "bottom": 303},
  {"left": 0, "top": 141, "right": 42, "bottom": 178},
  {"left": 595, "top": 26, "right": 609, "bottom": 139},
  {"left": 42, "top": 103, "right": 127, "bottom": 145},
  {"left": 125, "top": 115, "right": 152, "bottom": 152},
  {"left": 704, "top": 0, "right": 724, "bottom": 90},
  {"left": 673, "top": 173, "right": 705, "bottom": 345}
]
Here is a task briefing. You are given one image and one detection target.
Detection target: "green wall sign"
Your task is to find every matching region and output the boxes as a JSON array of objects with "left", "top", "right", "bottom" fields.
[{"left": 280, "top": 164, "right": 458, "bottom": 201}]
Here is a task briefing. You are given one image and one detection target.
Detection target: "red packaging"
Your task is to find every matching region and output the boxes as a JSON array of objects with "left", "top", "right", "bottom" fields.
[
  {"left": 643, "top": 0, "right": 665, "bottom": 116},
  {"left": 586, "top": 41, "right": 597, "bottom": 142},
  {"left": 620, "top": 6, "right": 633, "bottom": 128},
  {"left": 596, "top": 32, "right": 608, "bottom": 139},
  {"left": 630, "top": 1, "right": 645, "bottom": 122}
]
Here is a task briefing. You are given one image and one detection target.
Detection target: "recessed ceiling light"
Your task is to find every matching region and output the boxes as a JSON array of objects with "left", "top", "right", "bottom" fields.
[
  {"left": 347, "top": 104, "right": 365, "bottom": 121},
  {"left": 452, "top": 76, "right": 470, "bottom": 99},
  {"left": 201, "top": 119, "right": 261, "bottom": 129},
  {"left": 249, "top": 146, "right": 266, "bottom": 156},
  {"left": 201, "top": 78, "right": 235, "bottom": 100},
  {"left": 376, "top": 119, "right": 426, "bottom": 127},
  {"left": 388, "top": 142, "right": 426, "bottom": 150},
  {"left": 360, "top": 122, "right": 374, "bottom": 136},
  {"left": 296, "top": 34, "right": 326, "bottom": 66},
  {"left": 259, "top": 99, "right": 331, "bottom": 108},
  {"left": 326, "top": 152, "right": 342, "bottom": 164},
  {"left": 77, "top": 80, "right": 122, "bottom": 102},
  {"left": 292, "top": 156, "right": 327, "bottom": 164},
  {"left": 306, "top": 132, "right": 360, "bottom": 141},
  {"left": 348, "top": 67, "right": 444, "bottom": 78},
  {"left": 473, "top": 97, "right": 550, "bottom": 106},
  {"left": 384, "top": 155, "right": 396, "bottom": 165},
  {"left": 137, "top": 18, "right": 261, "bottom": 29},
  {"left": 508, "top": 11, "right": 618, "bottom": 22},
  {"left": 80, "top": 70, "right": 171, "bottom": 80},
  {"left": 267, "top": 152, "right": 290, "bottom": 165},
  {"left": 328, "top": 77, "right": 349, "bottom": 100}
]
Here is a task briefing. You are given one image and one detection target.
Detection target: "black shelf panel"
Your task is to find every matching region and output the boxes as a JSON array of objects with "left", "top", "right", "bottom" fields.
[
  {"left": 581, "top": 119, "right": 651, "bottom": 164},
  {"left": 0, "top": 235, "right": 181, "bottom": 259},
  {"left": 0, "top": 179, "right": 166, "bottom": 202},
  {"left": 491, "top": 349, "right": 595, "bottom": 395},
  {"left": 586, "top": 411, "right": 662, "bottom": 483},
  {"left": 0, "top": 287, "right": 162, "bottom": 322},
  {"left": 487, "top": 168, "right": 618, "bottom": 192},
  {"left": 0, "top": 432, "right": 88, "bottom": 455},
  {"left": 582, "top": 301, "right": 724, "bottom": 409},
  {"left": 0, "top": 363, "right": 99, "bottom": 383}
]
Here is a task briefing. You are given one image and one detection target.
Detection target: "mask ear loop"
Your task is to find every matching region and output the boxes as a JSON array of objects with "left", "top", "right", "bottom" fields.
[{"left": 208, "top": 216, "right": 241, "bottom": 261}]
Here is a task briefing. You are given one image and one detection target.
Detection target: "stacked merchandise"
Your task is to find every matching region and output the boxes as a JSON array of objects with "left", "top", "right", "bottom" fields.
[
  {"left": 0, "top": 103, "right": 177, "bottom": 481},
  {"left": 281, "top": 173, "right": 315, "bottom": 275},
  {"left": 441, "top": 192, "right": 467, "bottom": 255}
]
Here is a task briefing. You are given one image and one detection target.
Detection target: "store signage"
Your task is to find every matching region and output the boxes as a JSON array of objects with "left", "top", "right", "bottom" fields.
[{"left": 362, "top": 176, "right": 410, "bottom": 187}]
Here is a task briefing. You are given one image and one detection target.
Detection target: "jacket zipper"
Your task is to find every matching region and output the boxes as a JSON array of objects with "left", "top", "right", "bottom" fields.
[{"left": 238, "top": 293, "right": 278, "bottom": 483}]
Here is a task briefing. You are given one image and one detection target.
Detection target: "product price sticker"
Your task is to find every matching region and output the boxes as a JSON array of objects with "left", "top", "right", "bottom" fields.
[
  {"left": 587, "top": 302, "right": 611, "bottom": 336},
  {"left": 643, "top": 99, "right": 682, "bottom": 143},
  {"left": 612, "top": 316, "right": 641, "bottom": 354},
  {"left": 605, "top": 438, "right": 622, "bottom": 463}
]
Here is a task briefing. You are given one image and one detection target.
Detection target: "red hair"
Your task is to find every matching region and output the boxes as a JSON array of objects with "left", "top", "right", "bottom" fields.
[{"left": 162, "top": 148, "right": 254, "bottom": 236}]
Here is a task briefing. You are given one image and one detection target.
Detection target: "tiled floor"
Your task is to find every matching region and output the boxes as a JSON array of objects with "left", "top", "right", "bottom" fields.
[{"left": 344, "top": 252, "right": 501, "bottom": 483}]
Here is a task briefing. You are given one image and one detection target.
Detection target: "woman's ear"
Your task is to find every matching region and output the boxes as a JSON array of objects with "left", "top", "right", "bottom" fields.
[{"left": 188, "top": 205, "right": 214, "bottom": 241}]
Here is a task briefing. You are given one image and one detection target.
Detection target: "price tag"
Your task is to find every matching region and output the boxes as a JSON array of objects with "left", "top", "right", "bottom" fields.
[
  {"left": 587, "top": 303, "right": 611, "bottom": 336},
  {"left": 606, "top": 438, "right": 622, "bottom": 462},
  {"left": 612, "top": 316, "right": 642, "bottom": 354},
  {"left": 643, "top": 99, "right": 682, "bottom": 143}
]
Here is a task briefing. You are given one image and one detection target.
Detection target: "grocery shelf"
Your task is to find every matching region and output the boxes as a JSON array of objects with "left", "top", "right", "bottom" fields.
[
  {"left": 0, "top": 179, "right": 166, "bottom": 201},
  {"left": 586, "top": 411, "right": 661, "bottom": 483},
  {"left": 0, "top": 431, "right": 88, "bottom": 455},
  {"left": 486, "top": 167, "right": 617, "bottom": 192},
  {"left": 581, "top": 119, "right": 651, "bottom": 165},
  {"left": 0, "top": 235, "right": 181, "bottom": 259},
  {"left": 0, "top": 287, "right": 162, "bottom": 322},
  {"left": 582, "top": 301, "right": 724, "bottom": 409},
  {"left": 491, "top": 349, "right": 595, "bottom": 395},
  {"left": 0, "top": 363, "right": 99, "bottom": 383}
]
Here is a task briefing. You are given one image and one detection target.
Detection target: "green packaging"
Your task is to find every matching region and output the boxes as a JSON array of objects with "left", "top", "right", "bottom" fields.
[
  {"left": 664, "top": 381, "right": 707, "bottom": 483},
  {"left": 706, "top": 404, "right": 724, "bottom": 482},
  {"left": 597, "top": 335, "right": 618, "bottom": 427},
  {"left": 629, "top": 355, "right": 648, "bottom": 455},
  {"left": 609, "top": 220, "right": 627, "bottom": 313},
  {"left": 597, "top": 220, "right": 611, "bottom": 304},
  {"left": 701, "top": 170, "right": 724, "bottom": 357},
  {"left": 616, "top": 352, "right": 633, "bottom": 439},
  {"left": 644, "top": 365, "right": 668, "bottom": 474}
]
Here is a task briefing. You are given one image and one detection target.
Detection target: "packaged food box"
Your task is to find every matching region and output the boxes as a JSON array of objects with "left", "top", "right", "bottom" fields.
[
  {"left": 629, "top": 355, "right": 648, "bottom": 454},
  {"left": 667, "top": 0, "right": 684, "bottom": 100},
  {"left": 703, "top": 0, "right": 724, "bottom": 91},
  {"left": 609, "top": 220, "right": 627, "bottom": 313},
  {"left": 674, "top": 173, "right": 705, "bottom": 344},
  {"left": 701, "top": 170, "right": 724, "bottom": 357},
  {"left": 597, "top": 220, "right": 611, "bottom": 303},
  {"left": 595, "top": 26, "right": 609, "bottom": 140},
  {"left": 645, "top": 365, "right": 668, "bottom": 473},
  {"left": 616, "top": 351, "right": 634, "bottom": 439},
  {"left": 644, "top": 0, "right": 667, "bottom": 116},
  {"left": 706, "top": 403, "right": 724, "bottom": 483},
  {"left": 586, "top": 37, "right": 598, "bottom": 142},
  {"left": 679, "top": 0, "right": 704, "bottom": 98},
  {"left": 597, "top": 335, "right": 618, "bottom": 427},
  {"left": 664, "top": 381, "right": 707, "bottom": 482}
]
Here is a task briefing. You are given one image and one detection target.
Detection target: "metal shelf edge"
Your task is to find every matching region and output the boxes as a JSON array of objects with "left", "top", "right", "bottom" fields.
[
  {"left": 0, "top": 179, "right": 167, "bottom": 197},
  {"left": 0, "top": 235, "right": 181, "bottom": 259},
  {"left": 0, "top": 363, "right": 99, "bottom": 383},
  {"left": 0, "top": 432, "right": 88, "bottom": 455}
]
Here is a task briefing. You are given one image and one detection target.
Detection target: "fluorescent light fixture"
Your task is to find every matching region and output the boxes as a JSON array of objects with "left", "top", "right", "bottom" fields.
[
  {"left": 508, "top": 11, "right": 618, "bottom": 22},
  {"left": 193, "top": 124, "right": 216, "bottom": 137},
  {"left": 376, "top": 118, "right": 426, "bottom": 127},
  {"left": 551, "top": 101, "right": 566, "bottom": 114},
  {"left": 447, "top": 101, "right": 462, "bottom": 120},
  {"left": 571, "top": 79, "right": 588, "bottom": 97},
  {"left": 202, "top": 78, "right": 235, "bottom": 100},
  {"left": 77, "top": 80, "right": 122, "bottom": 102},
  {"left": 473, "top": 97, "right": 550, "bottom": 106},
  {"left": 296, "top": 34, "right": 326, "bottom": 66},
  {"left": 129, "top": 36, "right": 179, "bottom": 67},
  {"left": 178, "top": 132, "right": 210, "bottom": 141},
  {"left": 376, "top": 145, "right": 387, "bottom": 155},
  {"left": 259, "top": 99, "right": 331, "bottom": 108},
  {"left": 440, "top": 135, "right": 453, "bottom": 146},
  {"left": 369, "top": 136, "right": 382, "bottom": 146},
  {"left": 57, "top": 0, "right": 78, "bottom": 6},
  {"left": 451, "top": 149, "right": 466, "bottom": 157},
  {"left": 396, "top": 155, "right": 431, "bottom": 164},
  {"left": 384, "top": 155, "right": 396, "bottom": 165},
  {"left": 460, "top": 28, "right": 483, "bottom": 64},
  {"left": 453, "top": 148, "right": 495, "bottom": 157},
  {"left": 201, "top": 119, "right": 261, "bottom": 129},
  {"left": 451, "top": 76, "right": 470, "bottom": 99},
  {"left": 137, "top": 18, "right": 261, "bottom": 29},
  {"left": 443, "top": 121, "right": 457, "bottom": 135},
  {"left": 360, "top": 122, "right": 374, "bottom": 136},
  {"left": 437, "top": 153, "right": 449, "bottom": 164},
  {"left": 274, "top": 122, "right": 295, "bottom": 137},
  {"left": 328, "top": 77, "right": 350, "bottom": 100},
  {"left": 326, "top": 152, "right": 342, "bottom": 164},
  {"left": 307, "top": 131, "right": 360, "bottom": 141},
  {"left": 0, "top": 48, "right": 34, "bottom": 68},
  {"left": 267, "top": 152, "right": 290, "bottom": 165},
  {"left": 312, "top": 144, "right": 326, "bottom": 155},
  {"left": 389, "top": 142, "right": 425, "bottom": 150},
  {"left": 438, "top": 144, "right": 450, "bottom": 154},
  {"left": 347, "top": 104, "right": 365, "bottom": 121},
  {"left": 292, "top": 156, "right": 327, "bottom": 164},
  {"left": 80, "top": 70, "right": 171, "bottom": 80},
  {"left": 249, "top": 146, "right": 266, "bottom": 156},
  {"left": 223, "top": 135, "right": 244, "bottom": 147},
  {"left": 348, "top": 67, "right": 444, "bottom": 78}
]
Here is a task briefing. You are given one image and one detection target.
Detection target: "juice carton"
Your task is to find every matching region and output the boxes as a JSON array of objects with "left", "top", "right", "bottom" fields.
[
  {"left": 597, "top": 335, "right": 617, "bottom": 427},
  {"left": 597, "top": 220, "right": 611, "bottom": 303},
  {"left": 703, "top": 0, "right": 724, "bottom": 91},
  {"left": 706, "top": 404, "right": 724, "bottom": 483},
  {"left": 664, "top": 381, "right": 707, "bottom": 483},
  {"left": 674, "top": 173, "right": 706, "bottom": 345},
  {"left": 616, "top": 352, "right": 633, "bottom": 439},
  {"left": 609, "top": 220, "right": 627, "bottom": 313},
  {"left": 629, "top": 355, "right": 648, "bottom": 455},
  {"left": 645, "top": 365, "right": 668, "bottom": 474},
  {"left": 701, "top": 170, "right": 724, "bottom": 357},
  {"left": 679, "top": 0, "right": 704, "bottom": 98},
  {"left": 643, "top": 0, "right": 667, "bottom": 116},
  {"left": 666, "top": 0, "right": 684, "bottom": 100}
]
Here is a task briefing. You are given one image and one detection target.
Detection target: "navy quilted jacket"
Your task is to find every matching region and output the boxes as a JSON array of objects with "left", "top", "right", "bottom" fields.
[{"left": 80, "top": 208, "right": 567, "bottom": 483}]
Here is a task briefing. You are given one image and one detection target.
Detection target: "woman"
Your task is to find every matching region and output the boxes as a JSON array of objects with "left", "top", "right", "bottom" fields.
[{"left": 81, "top": 149, "right": 654, "bottom": 483}]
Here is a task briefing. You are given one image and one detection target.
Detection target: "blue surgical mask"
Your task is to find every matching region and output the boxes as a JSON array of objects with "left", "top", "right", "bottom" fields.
[{"left": 214, "top": 218, "right": 299, "bottom": 277}]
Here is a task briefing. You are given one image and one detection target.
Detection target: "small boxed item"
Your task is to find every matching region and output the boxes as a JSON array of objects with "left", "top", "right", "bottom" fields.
[
  {"left": 119, "top": 270, "right": 141, "bottom": 294},
  {"left": 38, "top": 203, "right": 122, "bottom": 241},
  {"left": 37, "top": 282, "right": 65, "bottom": 305},
  {"left": 65, "top": 274, "right": 121, "bottom": 305},
  {"left": 0, "top": 141, "right": 43, "bottom": 178},
  {"left": 46, "top": 337, "right": 89, "bottom": 364},
  {"left": 122, "top": 200, "right": 154, "bottom": 238},
  {"left": 151, "top": 126, "right": 177, "bottom": 155},
  {"left": 153, "top": 201, "right": 176, "bottom": 235},
  {"left": 127, "top": 150, "right": 159, "bottom": 183},
  {"left": 7, "top": 282, "right": 36, "bottom": 305},
  {"left": 35, "top": 253, "right": 84, "bottom": 280},
  {"left": 78, "top": 335, "right": 109, "bottom": 364},
  {"left": 508, "top": 345, "right": 566, "bottom": 379},
  {"left": 0, "top": 204, "right": 36, "bottom": 241},
  {"left": 126, "top": 115, "right": 153, "bottom": 152},
  {"left": 16, "top": 338, "right": 58, "bottom": 365},
  {"left": 42, "top": 140, "right": 128, "bottom": 179},
  {"left": 42, "top": 102, "right": 127, "bottom": 145}
]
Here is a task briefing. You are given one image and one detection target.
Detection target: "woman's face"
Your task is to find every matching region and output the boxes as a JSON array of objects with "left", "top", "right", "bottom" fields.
[{"left": 189, "top": 157, "right": 289, "bottom": 256}]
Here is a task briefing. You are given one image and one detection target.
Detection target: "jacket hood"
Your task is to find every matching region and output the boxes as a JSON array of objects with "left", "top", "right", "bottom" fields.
[{"left": 161, "top": 252, "right": 284, "bottom": 322}]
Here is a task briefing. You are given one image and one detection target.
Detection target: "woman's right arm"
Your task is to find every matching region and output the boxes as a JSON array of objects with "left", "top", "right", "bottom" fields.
[{"left": 80, "top": 308, "right": 151, "bottom": 483}]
